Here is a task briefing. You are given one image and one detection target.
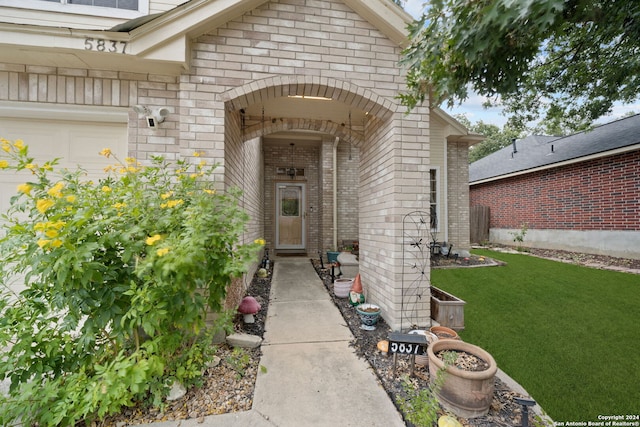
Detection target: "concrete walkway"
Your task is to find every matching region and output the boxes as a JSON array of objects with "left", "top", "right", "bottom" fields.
[{"left": 137, "top": 257, "right": 404, "bottom": 427}]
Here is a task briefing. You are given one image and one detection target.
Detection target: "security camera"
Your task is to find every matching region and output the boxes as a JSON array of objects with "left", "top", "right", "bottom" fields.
[
  {"left": 145, "top": 107, "right": 170, "bottom": 128},
  {"left": 132, "top": 105, "right": 150, "bottom": 115},
  {"left": 146, "top": 116, "right": 159, "bottom": 129},
  {"left": 132, "top": 106, "right": 171, "bottom": 129}
]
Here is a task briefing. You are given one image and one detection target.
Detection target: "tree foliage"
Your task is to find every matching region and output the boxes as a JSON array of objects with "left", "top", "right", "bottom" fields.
[
  {"left": 400, "top": 0, "right": 640, "bottom": 131},
  {"left": 456, "top": 115, "right": 524, "bottom": 163}
]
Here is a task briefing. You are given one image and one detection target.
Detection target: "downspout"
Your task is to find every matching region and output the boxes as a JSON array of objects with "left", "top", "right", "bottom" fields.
[{"left": 333, "top": 136, "right": 339, "bottom": 251}]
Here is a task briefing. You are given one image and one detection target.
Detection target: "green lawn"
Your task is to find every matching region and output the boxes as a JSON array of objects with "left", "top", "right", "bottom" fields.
[{"left": 431, "top": 249, "right": 640, "bottom": 422}]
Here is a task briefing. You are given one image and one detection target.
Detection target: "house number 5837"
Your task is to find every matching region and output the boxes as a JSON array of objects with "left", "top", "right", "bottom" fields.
[{"left": 84, "top": 38, "right": 128, "bottom": 54}]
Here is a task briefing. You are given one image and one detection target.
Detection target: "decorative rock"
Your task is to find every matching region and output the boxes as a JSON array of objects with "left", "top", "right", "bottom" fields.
[
  {"left": 226, "top": 333, "right": 262, "bottom": 349},
  {"left": 166, "top": 381, "right": 187, "bottom": 401},
  {"left": 207, "top": 356, "right": 221, "bottom": 368}
]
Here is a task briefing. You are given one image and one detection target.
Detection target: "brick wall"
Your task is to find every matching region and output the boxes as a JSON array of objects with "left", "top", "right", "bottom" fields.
[
  {"left": 470, "top": 150, "right": 640, "bottom": 231},
  {"left": 447, "top": 141, "right": 471, "bottom": 248}
]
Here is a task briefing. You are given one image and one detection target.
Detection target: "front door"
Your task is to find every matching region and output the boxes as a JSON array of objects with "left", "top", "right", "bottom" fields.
[{"left": 276, "top": 182, "right": 306, "bottom": 250}]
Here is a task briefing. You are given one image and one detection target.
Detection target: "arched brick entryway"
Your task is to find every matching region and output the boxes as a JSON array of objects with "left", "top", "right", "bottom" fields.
[{"left": 220, "top": 75, "right": 432, "bottom": 331}]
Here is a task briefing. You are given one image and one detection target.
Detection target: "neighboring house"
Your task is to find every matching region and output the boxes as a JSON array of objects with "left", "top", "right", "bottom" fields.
[
  {"left": 469, "top": 114, "right": 640, "bottom": 260},
  {"left": 0, "top": 0, "right": 480, "bottom": 330}
]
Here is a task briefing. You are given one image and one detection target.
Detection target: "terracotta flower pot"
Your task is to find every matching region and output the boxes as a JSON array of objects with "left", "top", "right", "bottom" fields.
[
  {"left": 427, "top": 340, "right": 497, "bottom": 418},
  {"left": 430, "top": 325, "right": 460, "bottom": 340}
]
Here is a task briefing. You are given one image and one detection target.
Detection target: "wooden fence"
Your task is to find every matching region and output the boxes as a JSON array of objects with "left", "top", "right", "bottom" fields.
[{"left": 470, "top": 205, "right": 490, "bottom": 244}]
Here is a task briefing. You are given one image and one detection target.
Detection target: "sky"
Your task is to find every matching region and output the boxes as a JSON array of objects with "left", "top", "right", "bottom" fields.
[{"left": 401, "top": 0, "right": 639, "bottom": 128}]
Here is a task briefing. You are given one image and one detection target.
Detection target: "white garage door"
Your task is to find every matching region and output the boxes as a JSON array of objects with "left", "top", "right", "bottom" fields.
[{"left": 0, "top": 115, "right": 127, "bottom": 214}]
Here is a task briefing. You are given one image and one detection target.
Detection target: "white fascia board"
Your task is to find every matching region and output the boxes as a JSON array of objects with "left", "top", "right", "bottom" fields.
[
  {"left": 128, "top": 0, "right": 269, "bottom": 56},
  {"left": 343, "top": 0, "right": 412, "bottom": 46},
  {"left": 0, "top": 23, "right": 126, "bottom": 52},
  {"left": 0, "top": 100, "right": 128, "bottom": 123}
]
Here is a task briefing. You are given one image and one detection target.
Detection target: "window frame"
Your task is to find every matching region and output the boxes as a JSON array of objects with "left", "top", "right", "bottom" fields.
[
  {"left": 429, "top": 168, "right": 440, "bottom": 232},
  {"left": 1, "top": 0, "right": 149, "bottom": 20}
]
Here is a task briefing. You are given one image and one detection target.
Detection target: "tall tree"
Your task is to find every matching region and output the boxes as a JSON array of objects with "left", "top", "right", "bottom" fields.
[{"left": 400, "top": 0, "right": 640, "bottom": 131}]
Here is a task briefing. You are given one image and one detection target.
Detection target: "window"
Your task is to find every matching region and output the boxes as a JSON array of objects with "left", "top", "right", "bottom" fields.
[
  {"left": 429, "top": 169, "right": 438, "bottom": 230},
  {"left": 3, "top": 0, "right": 148, "bottom": 18},
  {"left": 37, "top": 0, "right": 138, "bottom": 10}
]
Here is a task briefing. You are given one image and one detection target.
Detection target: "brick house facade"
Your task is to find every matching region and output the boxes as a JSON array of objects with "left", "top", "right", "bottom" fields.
[
  {"left": 0, "top": 0, "right": 480, "bottom": 330},
  {"left": 470, "top": 115, "right": 640, "bottom": 259}
]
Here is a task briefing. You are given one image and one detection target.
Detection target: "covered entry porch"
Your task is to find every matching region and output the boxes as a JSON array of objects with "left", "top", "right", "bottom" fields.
[{"left": 221, "top": 75, "right": 433, "bottom": 331}]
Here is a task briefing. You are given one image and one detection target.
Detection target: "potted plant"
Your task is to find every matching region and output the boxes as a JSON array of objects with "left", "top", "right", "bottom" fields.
[
  {"left": 355, "top": 303, "right": 381, "bottom": 330},
  {"left": 427, "top": 339, "right": 498, "bottom": 418}
]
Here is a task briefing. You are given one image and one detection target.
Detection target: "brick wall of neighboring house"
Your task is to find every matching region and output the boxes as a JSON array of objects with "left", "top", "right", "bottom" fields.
[{"left": 470, "top": 150, "right": 640, "bottom": 231}]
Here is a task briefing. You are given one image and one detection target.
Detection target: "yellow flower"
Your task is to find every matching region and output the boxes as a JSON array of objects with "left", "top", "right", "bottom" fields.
[
  {"left": 47, "top": 182, "right": 65, "bottom": 198},
  {"left": 145, "top": 234, "right": 162, "bottom": 245},
  {"left": 37, "top": 239, "right": 50, "bottom": 248},
  {"left": 1, "top": 140, "right": 10, "bottom": 152},
  {"left": 199, "top": 160, "right": 207, "bottom": 168},
  {"left": 0, "top": 160, "right": 8, "bottom": 168},
  {"left": 66, "top": 195, "right": 76, "bottom": 203},
  {"left": 50, "top": 239, "right": 63, "bottom": 248},
  {"left": 156, "top": 247, "right": 170, "bottom": 257},
  {"left": 160, "top": 203, "right": 167, "bottom": 209},
  {"left": 190, "top": 173, "right": 198, "bottom": 179},
  {"left": 161, "top": 191, "right": 173, "bottom": 200},
  {"left": 254, "top": 238, "right": 266, "bottom": 245},
  {"left": 42, "top": 163, "right": 53, "bottom": 171},
  {"left": 204, "top": 189, "right": 216, "bottom": 195},
  {"left": 126, "top": 166, "right": 139, "bottom": 173},
  {"left": 51, "top": 220, "right": 66, "bottom": 229},
  {"left": 166, "top": 199, "right": 184, "bottom": 208},
  {"left": 193, "top": 151, "right": 202, "bottom": 157},
  {"left": 45, "top": 229, "right": 59, "bottom": 238},
  {"left": 25, "top": 163, "right": 38, "bottom": 173},
  {"left": 99, "top": 148, "right": 112, "bottom": 158},
  {"left": 112, "top": 202, "right": 127, "bottom": 209},
  {"left": 17, "top": 183, "right": 32, "bottom": 195},
  {"left": 104, "top": 165, "right": 113, "bottom": 172},
  {"left": 102, "top": 186, "right": 111, "bottom": 193},
  {"left": 125, "top": 157, "right": 137, "bottom": 164},
  {"left": 36, "top": 199, "right": 55, "bottom": 214},
  {"left": 14, "top": 139, "right": 24, "bottom": 150},
  {"left": 34, "top": 222, "right": 47, "bottom": 232}
]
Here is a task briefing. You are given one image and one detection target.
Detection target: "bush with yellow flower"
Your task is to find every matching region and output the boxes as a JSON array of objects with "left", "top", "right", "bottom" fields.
[{"left": 0, "top": 138, "right": 263, "bottom": 426}]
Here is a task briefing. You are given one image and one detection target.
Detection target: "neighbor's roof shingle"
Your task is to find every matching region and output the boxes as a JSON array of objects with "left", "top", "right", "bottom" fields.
[{"left": 469, "top": 114, "right": 640, "bottom": 183}]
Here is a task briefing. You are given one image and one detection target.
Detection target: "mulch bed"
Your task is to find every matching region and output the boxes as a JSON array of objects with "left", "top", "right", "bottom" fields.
[{"left": 310, "top": 258, "right": 531, "bottom": 427}]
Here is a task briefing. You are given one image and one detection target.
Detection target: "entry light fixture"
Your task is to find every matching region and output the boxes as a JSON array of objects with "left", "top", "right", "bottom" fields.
[
  {"left": 287, "top": 95, "right": 333, "bottom": 101},
  {"left": 132, "top": 105, "right": 170, "bottom": 129}
]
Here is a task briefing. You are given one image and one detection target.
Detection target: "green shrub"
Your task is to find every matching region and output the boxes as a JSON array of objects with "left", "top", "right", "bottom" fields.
[{"left": 0, "top": 138, "right": 262, "bottom": 426}]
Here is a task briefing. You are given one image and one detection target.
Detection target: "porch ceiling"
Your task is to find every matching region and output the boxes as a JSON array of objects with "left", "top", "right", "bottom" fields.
[{"left": 244, "top": 96, "right": 368, "bottom": 140}]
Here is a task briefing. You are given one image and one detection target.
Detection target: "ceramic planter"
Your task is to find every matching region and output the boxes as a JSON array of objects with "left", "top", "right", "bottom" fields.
[
  {"left": 355, "top": 303, "right": 381, "bottom": 330},
  {"left": 427, "top": 340, "right": 497, "bottom": 418},
  {"left": 333, "top": 278, "right": 353, "bottom": 298}
]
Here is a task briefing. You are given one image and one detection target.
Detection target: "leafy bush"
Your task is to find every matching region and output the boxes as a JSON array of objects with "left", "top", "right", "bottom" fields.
[{"left": 0, "top": 138, "right": 262, "bottom": 425}]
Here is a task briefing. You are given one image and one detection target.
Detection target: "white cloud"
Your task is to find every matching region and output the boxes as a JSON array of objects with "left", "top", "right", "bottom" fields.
[{"left": 403, "top": 0, "right": 426, "bottom": 18}]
